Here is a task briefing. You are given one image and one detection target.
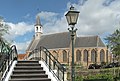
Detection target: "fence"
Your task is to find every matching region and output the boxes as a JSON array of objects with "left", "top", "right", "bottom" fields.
[
  {"left": 0, "top": 39, "right": 18, "bottom": 81},
  {"left": 26, "top": 46, "right": 65, "bottom": 81}
]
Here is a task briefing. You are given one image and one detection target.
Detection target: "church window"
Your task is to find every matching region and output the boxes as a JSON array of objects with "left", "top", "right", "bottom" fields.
[
  {"left": 91, "top": 49, "right": 96, "bottom": 62},
  {"left": 63, "top": 50, "right": 67, "bottom": 62},
  {"left": 100, "top": 49, "right": 105, "bottom": 62},
  {"left": 53, "top": 50, "right": 58, "bottom": 60},
  {"left": 76, "top": 50, "right": 81, "bottom": 62},
  {"left": 83, "top": 50, "right": 88, "bottom": 62}
]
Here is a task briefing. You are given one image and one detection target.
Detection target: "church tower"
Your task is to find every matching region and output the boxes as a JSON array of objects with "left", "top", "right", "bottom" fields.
[{"left": 34, "top": 15, "right": 43, "bottom": 39}]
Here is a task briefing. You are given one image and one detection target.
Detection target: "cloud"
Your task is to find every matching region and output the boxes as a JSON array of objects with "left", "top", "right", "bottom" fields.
[
  {"left": 36, "top": 0, "right": 120, "bottom": 37},
  {"left": 3, "top": 22, "right": 34, "bottom": 53},
  {"left": 13, "top": 40, "right": 31, "bottom": 54},
  {"left": 37, "top": 11, "right": 58, "bottom": 22},
  {"left": 4, "top": 0, "right": 120, "bottom": 53},
  {"left": 78, "top": 0, "right": 88, "bottom": 6},
  {"left": 37, "top": 11, "right": 68, "bottom": 34},
  {"left": 4, "top": 22, "right": 34, "bottom": 40},
  {"left": 74, "top": 0, "right": 120, "bottom": 35},
  {"left": 23, "top": 13, "right": 30, "bottom": 19},
  {"left": 103, "top": 0, "right": 116, "bottom": 6},
  {"left": 22, "top": 0, "right": 120, "bottom": 37}
]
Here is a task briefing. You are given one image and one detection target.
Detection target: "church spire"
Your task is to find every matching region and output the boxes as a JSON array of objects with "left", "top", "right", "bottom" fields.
[
  {"left": 34, "top": 15, "right": 43, "bottom": 39},
  {"left": 35, "top": 15, "right": 41, "bottom": 26}
]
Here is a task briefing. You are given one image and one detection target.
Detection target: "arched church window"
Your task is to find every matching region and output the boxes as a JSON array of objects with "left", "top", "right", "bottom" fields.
[
  {"left": 100, "top": 49, "right": 105, "bottom": 62},
  {"left": 53, "top": 50, "right": 58, "bottom": 60},
  {"left": 63, "top": 50, "right": 67, "bottom": 62},
  {"left": 76, "top": 50, "right": 81, "bottom": 62},
  {"left": 91, "top": 49, "right": 96, "bottom": 62},
  {"left": 83, "top": 50, "right": 88, "bottom": 62}
]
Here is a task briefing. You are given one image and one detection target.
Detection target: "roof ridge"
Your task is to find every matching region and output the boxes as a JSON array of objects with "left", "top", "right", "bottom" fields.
[
  {"left": 42, "top": 32, "right": 69, "bottom": 36},
  {"left": 77, "top": 35, "right": 98, "bottom": 38}
]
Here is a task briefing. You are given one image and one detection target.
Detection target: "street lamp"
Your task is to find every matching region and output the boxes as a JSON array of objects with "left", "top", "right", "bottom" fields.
[{"left": 65, "top": 6, "right": 79, "bottom": 81}]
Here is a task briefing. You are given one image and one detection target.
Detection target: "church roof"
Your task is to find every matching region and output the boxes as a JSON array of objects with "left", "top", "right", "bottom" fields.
[
  {"left": 36, "top": 32, "right": 71, "bottom": 49},
  {"left": 26, "top": 37, "right": 40, "bottom": 51},
  {"left": 27, "top": 32, "right": 106, "bottom": 51},
  {"left": 75, "top": 36, "right": 105, "bottom": 47}
]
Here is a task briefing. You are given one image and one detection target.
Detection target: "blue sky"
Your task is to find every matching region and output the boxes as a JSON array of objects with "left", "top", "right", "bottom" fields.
[
  {"left": 1, "top": 0, "right": 120, "bottom": 53},
  {"left": 0, "top": 0, "right": 71, "bottom": 23}
]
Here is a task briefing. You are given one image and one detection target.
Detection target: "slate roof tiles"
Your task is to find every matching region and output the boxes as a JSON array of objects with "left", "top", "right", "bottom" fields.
[{"left": 27, "top": 32, "right": 105, "bottom": 51}]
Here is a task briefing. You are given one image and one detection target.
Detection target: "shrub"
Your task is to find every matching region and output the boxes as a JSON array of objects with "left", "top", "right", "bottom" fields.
[
  {"left": 75, "top": 74, "right": 114, "bottom": 81},
  {"left": 85, "top": 74, "right": 114, "bottom": 81}
]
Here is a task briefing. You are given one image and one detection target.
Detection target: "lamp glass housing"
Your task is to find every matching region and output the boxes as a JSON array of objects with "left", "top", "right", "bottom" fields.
[{"left": 65, "top": 7, "right": 79, "bottom": 25}]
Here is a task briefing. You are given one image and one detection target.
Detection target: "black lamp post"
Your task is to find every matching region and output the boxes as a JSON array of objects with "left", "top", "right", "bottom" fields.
[{"left": 65, "top": 6, "right": 79, "bottom": 81}]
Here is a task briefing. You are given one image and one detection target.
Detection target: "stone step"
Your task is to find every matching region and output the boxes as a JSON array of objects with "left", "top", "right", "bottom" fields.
[
  {"left": 14, "top": 66, "right": 43, "bottom": 70},
  {"left": 16, "top": 63, "right": 40, "bottom": 66},
  {"left": 9, "top": 78, "right": 51, "bottom": 81},
  {"left": 17, "top": 61, "right": 38, "bottom": 63},
  {"left": 13, "top": 70, "right": 46, "bottom": 74},
  {"left": 9, "top": 61, "right": 51, "bottom": 81},
  {"left": 11, "top": 74, "right": 48, "bottom": 79}
]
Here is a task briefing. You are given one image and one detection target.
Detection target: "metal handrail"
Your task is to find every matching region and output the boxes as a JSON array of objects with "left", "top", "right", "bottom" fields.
[
  {"left": 0, "top": 40, "right": 18, "bottom": 81},
  {"left": 0, "top": 40, "right": 9, "bottom": 79},
  {"left": 28, "top": 46, "right": 65, "bottom": 81}
]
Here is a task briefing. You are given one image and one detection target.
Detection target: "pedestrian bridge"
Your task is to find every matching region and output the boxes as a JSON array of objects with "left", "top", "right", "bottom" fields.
[{"left": 0, "top": 40, "right": 66, "bottom": 81}]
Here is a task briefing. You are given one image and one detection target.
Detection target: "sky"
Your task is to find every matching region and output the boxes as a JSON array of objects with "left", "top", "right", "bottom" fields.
[{"left": 0, "top": 0, "right": 120, "bottom": 54}]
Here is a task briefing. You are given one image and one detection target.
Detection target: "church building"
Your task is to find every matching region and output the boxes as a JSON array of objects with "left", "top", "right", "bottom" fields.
[{"left": 26, "top": 15, "right": 111, "bottom": 67}]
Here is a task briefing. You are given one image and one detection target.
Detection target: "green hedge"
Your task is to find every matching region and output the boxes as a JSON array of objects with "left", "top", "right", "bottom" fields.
[
  {"left": 75, "top": 74, "right": 114, "bottom": 81},
  {"left": 83, "top": 79, "right": 107, "bottom": 81}
]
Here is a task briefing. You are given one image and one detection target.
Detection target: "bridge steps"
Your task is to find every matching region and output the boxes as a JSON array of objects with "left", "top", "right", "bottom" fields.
[{"left": 9, "top": 61, "right": 51, "bottom": 81}]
